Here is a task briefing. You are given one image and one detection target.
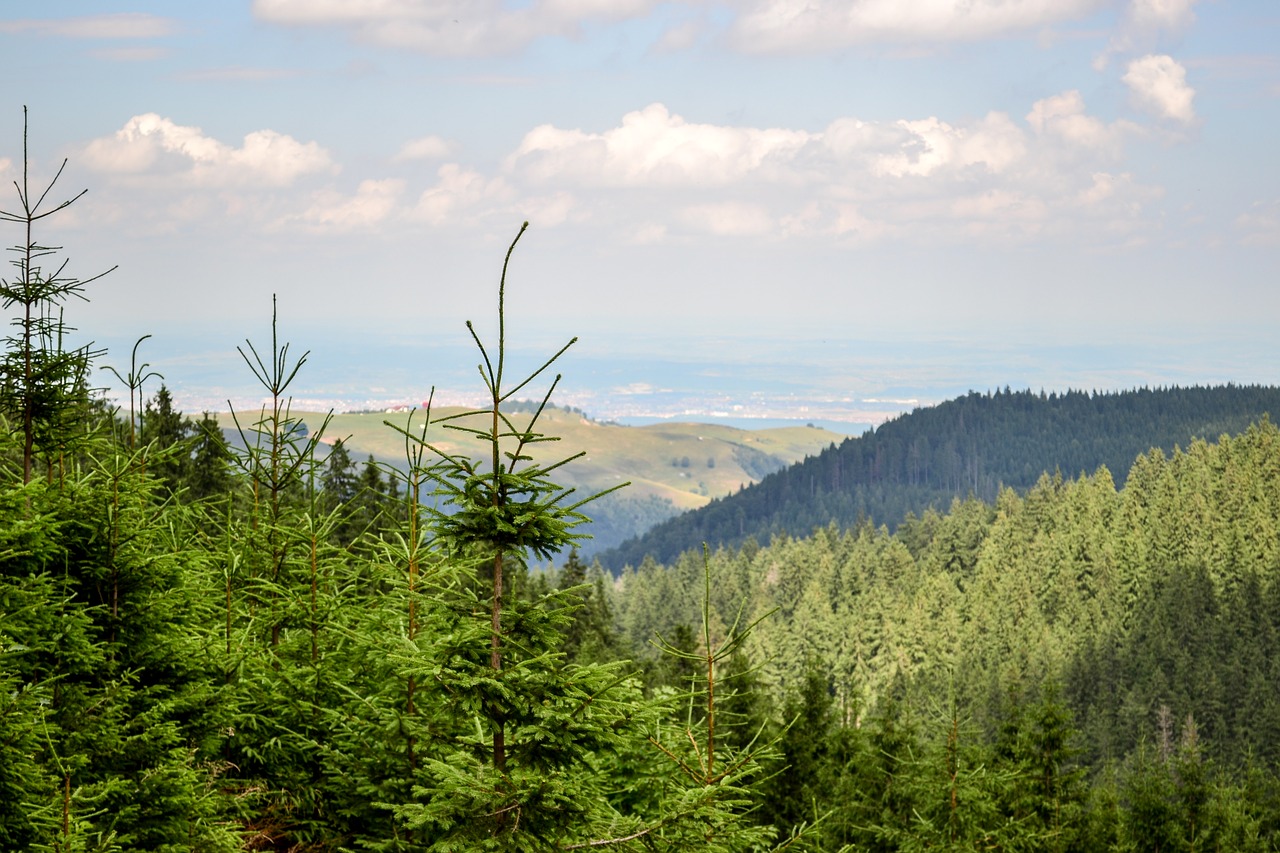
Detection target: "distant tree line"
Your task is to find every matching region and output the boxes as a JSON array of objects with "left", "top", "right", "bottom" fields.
[{"left": 599, "top": 385, "right": 1280, "bottom": 569}]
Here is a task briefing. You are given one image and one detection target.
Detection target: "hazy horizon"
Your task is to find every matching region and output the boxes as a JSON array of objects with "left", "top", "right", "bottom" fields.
[
  {"left": 5, "top": 1, "right": 1278, "bottom": 424},
  {"left": 87, "top": 321, "right": 1280, "bottom": 436}
]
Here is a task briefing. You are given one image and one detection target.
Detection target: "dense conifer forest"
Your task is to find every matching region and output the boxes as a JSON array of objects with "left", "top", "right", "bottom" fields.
[
  {"left": 600, "top": 385, "right": 1280, "bottom": 569},
  {"left": 6, "top": 120, "right": 1280, "bottom": 851}
]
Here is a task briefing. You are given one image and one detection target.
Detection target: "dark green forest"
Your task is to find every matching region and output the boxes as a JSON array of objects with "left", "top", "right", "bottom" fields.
[
  {"left": 7, "top": 121, "right": 1280, "bottom": 851},
  {"left": 600, "top": 384, "right": 1280, "bottom": 570}
]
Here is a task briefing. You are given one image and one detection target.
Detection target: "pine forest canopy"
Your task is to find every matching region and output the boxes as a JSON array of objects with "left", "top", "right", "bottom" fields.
[
  {"left": 599, "top": 384, "right": 1280, "bottom": 570},
  {"left": 10, "top": 111, "right": 1280, "bottom": 851}
]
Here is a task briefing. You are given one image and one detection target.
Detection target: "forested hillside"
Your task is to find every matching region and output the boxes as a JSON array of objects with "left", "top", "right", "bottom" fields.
[
  {"left": 600, "top": 385, "right": 1280, "bottom": 569},
  {"left": 9, "top": 129, "right": 1280, "bottom": 851},
  {"left": 611, "top": 419, "right": 1280, "bottom": 848}
]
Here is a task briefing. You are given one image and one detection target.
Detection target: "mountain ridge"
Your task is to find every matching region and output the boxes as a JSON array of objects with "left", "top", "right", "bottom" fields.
[{"left": 597, "top": 384, "right": 1280, "bottom": 570}]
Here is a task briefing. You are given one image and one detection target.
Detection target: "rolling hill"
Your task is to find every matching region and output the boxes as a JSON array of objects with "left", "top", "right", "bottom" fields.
[{"left": 215, "top": 405, "right": 842, "bottom": 555}]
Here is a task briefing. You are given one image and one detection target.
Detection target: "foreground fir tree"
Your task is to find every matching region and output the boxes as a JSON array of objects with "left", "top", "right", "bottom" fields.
[
  {"left": 0, "top": 107, "right": 109, "bottom": 484},
  {"left": 0, "top": 111, "right": 238, "bottom": 851},
  {"left": 369, "top": 223, "right": 785, "bottom": 851},
  {"left": 383, "top": 223, "right": 637, "bottom": 849}
]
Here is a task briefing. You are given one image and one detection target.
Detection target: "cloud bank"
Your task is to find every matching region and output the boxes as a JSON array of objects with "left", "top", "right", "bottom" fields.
[
  {"left": 252, "top": 0, "right": 654, "bottom": 57},
  {"left": 726, "top": 0, "right": 1109, "bottom": 54},
  {"left": 74, "top": 92, "right": 1168, "bottom": 248},
  {"left": 249, "top": 0, "right": 1188, "bottom": 58},
  {"left": 83, "top": 114, "right": 336, "bottom": 187}
]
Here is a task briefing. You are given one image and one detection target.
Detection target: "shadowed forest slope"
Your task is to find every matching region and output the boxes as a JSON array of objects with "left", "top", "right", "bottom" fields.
[{"left": 599, "top": 385, "right": 1280, "bottom": 569}]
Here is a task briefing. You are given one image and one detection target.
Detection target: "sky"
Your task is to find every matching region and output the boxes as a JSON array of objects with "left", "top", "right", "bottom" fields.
[{"left": 2, "top": 1, "right": 1278, "bottom": 424}]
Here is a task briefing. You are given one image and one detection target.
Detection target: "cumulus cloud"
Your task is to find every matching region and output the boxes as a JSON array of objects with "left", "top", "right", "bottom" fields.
[
  {"left": 82, "top": 114, "right": 337, "bottom": 186},
  {"left": 727, "top": 0, "right": 1107, "bottom": 54},
  {"left": 291, "top": 178, "right": 405, "bottom": 230},
  {"left": 413, "top": 163, "right": 516, "bottom": 225},
  {"left": 252, "top": 0, "right": 655, "bottom": 57},
  {"left": 499, "top": 98, "right": 1157, "bottom": 245},
  {"left": 0, "top": 13, "right": 177, "bottom": 39},
  {"left": 1026, "top": 90, "right": 1135, "bottom": 155},
  {"left": 868, "top": 112, "right": 1026, "bottom": 177},
  {"left": 509, "top": 103, "right": 813, "bottom": 187},
  {"left": 67, "top": 94, "right": 1171, "bottom": 247},
  {"left": 1123, "top": 54, "right": 1195, "bottom": 122},
  {"left": 511, "top": 100, "right": 1102, "bottom": 193}
]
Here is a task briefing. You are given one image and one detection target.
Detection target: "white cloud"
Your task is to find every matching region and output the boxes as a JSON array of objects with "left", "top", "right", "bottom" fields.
[
  {"left": 0, "top": 13, "right": 177, "bottom": 39},
  {"left": 1078, "top": 171, "right": 1123, "bottom": 205},
  {"left": 520, "top": 191, "right": 577, "bottom": 228},
  {"left": 510, "top": 101, "right": 1080, "bottom": 194},
  {"left": 1073, "top": 171, "right": 1162, "bottom": 225},
  {"left": 727, "top": 0, "right": 1108, "bottom": 53},
  {"left": 291, "top": 179, "right": 405, "bottom": 230},
  {"left": 499, "top": 98, "right": 1157, "bottom": 245},
  {"left": 83, "top": 114, "right": 337, "bottom": 187},
  {"left": 509, "top": 103, "right": 814, "bottom": 187},
  {"left": 64, "top": 93, "right": 1171, "bottom": 249},
  {"left": 252, "top": 0, "right": 656, "bottom": 56},
  {"left": 413, "top": 163, "right": 515, "bottom": 225},
  {"left": 1026, "top": 90, "right": 1138, "bottom": 157},
  {"left": 1096, "top": 0, "right": 1198, "bottom": 69},
  {"left": 396, "top": 136, "right": 453, "bottom": 161},
  {"left": 869, "top": 112, "right": 1026, "bottom": 177},
  {"left": 1129, "top": 0, "right": 1196, "bottom": 30},
  {"left": 245, "top": 0, "right": 1203, "bottom": 65},
  {"left": 1123, "top": 54, "right": 1195, "bottom": 122}
]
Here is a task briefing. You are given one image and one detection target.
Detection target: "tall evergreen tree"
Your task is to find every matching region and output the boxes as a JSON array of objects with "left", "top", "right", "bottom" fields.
[
  {"left": 140, "top": 384, "right": 192, "bottom": 494},
  {"left": 0, "top": 107, "right": 109, "bottom": 483},
  {"left": 186, "top": 412, "right": 234, "bottom": 501}
]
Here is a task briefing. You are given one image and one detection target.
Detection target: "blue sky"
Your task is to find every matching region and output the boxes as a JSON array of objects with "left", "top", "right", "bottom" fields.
[{"left": 2, "top": 1, "right": 1278, "bottom": 421}]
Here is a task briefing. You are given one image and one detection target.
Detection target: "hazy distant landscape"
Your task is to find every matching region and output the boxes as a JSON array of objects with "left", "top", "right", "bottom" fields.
[{"left": 99, "top": 326, "right": 1277, "bottom": 439}]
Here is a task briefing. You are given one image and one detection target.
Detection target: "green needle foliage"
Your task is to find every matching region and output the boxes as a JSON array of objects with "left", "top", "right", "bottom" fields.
[
  {"left": 0, "top": 107, "right": 110, "bottom": 484},
  {"left": 384, "top": 222, "right": 639, "bottom": 850}
]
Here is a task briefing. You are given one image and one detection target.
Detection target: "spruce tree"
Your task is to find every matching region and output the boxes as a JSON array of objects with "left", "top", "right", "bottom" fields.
[
  {"left": 186, "top": 412, "right": 234, "bottom": 501},
  {"left": 384, "top": 223, "right": 639, "bottom": 849},
  {"left": 139, "top": 384, "right": 193, "bottom": 494},
  {"left": 0, "top": 107, "right": 110, "bottom": 483},
  {"left": 0, "top": 107, "right": 237, "bottom": 851}
]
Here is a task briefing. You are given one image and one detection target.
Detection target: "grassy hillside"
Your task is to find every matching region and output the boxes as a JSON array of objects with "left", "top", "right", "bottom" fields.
[{"left": 215, "top": 406, "right": 841, "bottom": 555}]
